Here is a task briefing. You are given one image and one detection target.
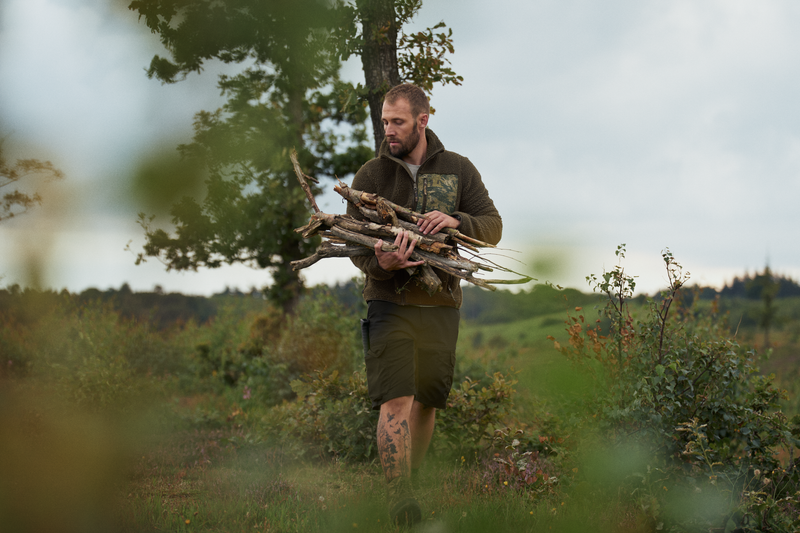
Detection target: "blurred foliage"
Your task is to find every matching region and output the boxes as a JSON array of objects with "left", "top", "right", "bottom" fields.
[
  {"left": 461, "top": 282, "right": 601, "bottom": 324},
  {"left": 0, "top": 386, "right": 136, "bottom": 533},
  {"left": 130, "top": 148, "right": 206, "bottom": 214},
  {"left": 0, "top": 139, "right": 64, "bottom": 222},
  {"left": 550, "top": 246, "right": 800, "bottom": 532}
]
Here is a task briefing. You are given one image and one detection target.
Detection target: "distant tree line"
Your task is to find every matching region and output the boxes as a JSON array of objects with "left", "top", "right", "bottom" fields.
[
  {"left": 3, "top": 269, "right": 799, "bottom": 331},
  {"left": 693, "top": 270, "right": 800, "bottom": 300},
  {"left": 0, "top": 283, "right": 249, "bottom": 330}
]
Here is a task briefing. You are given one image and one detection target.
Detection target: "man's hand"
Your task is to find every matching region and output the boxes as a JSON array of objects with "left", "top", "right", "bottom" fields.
[
  {"left": 416, "top": 210, "right": 461, "bottom": 235},
  {"left": 375, "top": 230, "right": 425, "bottom": 271}
]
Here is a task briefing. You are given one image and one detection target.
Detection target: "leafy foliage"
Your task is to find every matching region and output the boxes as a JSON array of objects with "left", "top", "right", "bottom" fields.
[
  {"left": 0, "top": 288, "right": 191, "bottom": 410},
  {"left": 550, "top": 246, "right": 800, "bottom": 531},
  {"left": 128, "top": 0, "right": 372, "bottom": 310},
  {"left": 0, "top": 140, "right": 64, "bottom": 222},
  {"left": 436, "top": 372, "right": 519, "bottom": 455},
  {"left": 187, "top": 290, "right": 362, "bottom": 407},
  {"left": 276, "top": 370, "right": 378, "bottom": 462}
]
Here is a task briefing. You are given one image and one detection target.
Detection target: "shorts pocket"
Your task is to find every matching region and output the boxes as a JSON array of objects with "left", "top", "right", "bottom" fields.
[{"left": 365, "top": 343, "right": 385, "bottom": 361}]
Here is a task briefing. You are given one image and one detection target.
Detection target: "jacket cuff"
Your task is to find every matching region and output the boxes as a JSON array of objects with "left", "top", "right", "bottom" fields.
[
  {"left": 452, "top": 211, "right": 472, "bottom": 236},
  {"left": 366, "top": 255, "right": 396, "bottom": 281}
]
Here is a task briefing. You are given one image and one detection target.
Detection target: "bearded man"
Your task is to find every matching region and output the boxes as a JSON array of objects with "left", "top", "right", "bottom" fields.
[{"left": 348, "top": 83, "right": 502, "bottom": 525}]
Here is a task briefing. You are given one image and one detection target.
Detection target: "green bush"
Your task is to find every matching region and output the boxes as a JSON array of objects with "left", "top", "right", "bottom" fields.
[
  {"left": 274, "top": 370, "right": 378, "bottom": 462},
  {"left": 192, "top": 291, "right": 362, "bottom": 406},
  {"left": 550, "top": 246, "right": 800, "bottom": 531},
  {"left": 436, "top": 372, "right": 518, "bottom": 456}
]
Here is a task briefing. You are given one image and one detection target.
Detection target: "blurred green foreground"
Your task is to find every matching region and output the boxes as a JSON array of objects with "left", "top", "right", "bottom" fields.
[{"left": 3, "top": 251, "right": 800, "bottom": 532}]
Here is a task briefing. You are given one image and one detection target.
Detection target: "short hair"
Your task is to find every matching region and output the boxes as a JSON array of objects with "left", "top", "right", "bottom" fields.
[{"left": 384, "top": 84, "right": 430, "bottom": 118}]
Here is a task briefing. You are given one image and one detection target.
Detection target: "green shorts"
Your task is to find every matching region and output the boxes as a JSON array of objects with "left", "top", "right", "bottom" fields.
[{"left": 363, "top": 300, "right": 459, "bottom": 410}]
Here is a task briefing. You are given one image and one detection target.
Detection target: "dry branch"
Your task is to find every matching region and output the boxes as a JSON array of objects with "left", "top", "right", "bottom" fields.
[{"left": 290, "top": 154, "right": 533, "bottom": 293}]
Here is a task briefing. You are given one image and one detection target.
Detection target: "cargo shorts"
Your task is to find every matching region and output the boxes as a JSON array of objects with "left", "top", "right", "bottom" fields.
[{"left": 362, "top": 300, "right": 459, "bottom": 410}]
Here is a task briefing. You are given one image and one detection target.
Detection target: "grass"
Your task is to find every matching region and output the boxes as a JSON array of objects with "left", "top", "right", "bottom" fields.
[
  {"left": 101, "top": 366, "right": 637, "bottom": 533},
  {"left": 113, "top": 422, "right": 588, "bottom": 533}
]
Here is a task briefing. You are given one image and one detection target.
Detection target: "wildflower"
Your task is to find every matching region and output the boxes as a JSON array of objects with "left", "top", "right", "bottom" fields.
[
  {"left": 243, "top": 386, "right": 252, "bottom": 400},
  {"left": 503, "top": 481, "right": 508, "bottom": 486},
  {"left": 185, "top": 519, "right": 190, "bottom": 524}
]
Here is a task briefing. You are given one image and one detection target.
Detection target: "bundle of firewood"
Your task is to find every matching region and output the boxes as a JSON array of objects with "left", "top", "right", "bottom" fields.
[{"left": 289, "top": 151, "right": 532, "bottom": 294}]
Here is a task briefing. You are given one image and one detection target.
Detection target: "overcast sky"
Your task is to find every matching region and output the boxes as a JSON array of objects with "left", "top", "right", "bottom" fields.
[{"left": 1, "top": 0, "right": 798, "bottom": 296}]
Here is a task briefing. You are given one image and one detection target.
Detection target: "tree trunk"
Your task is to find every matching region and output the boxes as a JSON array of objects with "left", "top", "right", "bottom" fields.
[
  {"left": 275, "top": 85, "right": 310, "bottom": 314},
  {"left": 357, "top": 0, "right": 401, "bottom": 154}
]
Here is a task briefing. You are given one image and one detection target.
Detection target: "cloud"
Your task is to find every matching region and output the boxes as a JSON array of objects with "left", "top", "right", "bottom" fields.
[{"left": 2, "top": 0, "right": 799, "bottom": 295}]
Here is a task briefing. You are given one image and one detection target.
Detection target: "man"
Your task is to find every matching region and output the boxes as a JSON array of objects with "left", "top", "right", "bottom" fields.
[{"left": 348, "top": 83, "right": 502, "bottom": 525}]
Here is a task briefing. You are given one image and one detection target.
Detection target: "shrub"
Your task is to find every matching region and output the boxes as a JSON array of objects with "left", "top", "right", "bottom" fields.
[
  {"left": 436, "top": 372, "right": 519, "bottom": 456},
  {"left": 549, "top": 246, "right": 800, "bottom": 531},
  {"left": 194, "top": 290, "right": 363, "bottom": 406},
  {"left": 274, "top": 370, "right": 378, "bottom": 462}
]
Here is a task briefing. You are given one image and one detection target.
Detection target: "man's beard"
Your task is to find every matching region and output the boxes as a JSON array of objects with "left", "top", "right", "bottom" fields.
[{"left": 388, "top": 127, "right": 420, "bottom": 159}]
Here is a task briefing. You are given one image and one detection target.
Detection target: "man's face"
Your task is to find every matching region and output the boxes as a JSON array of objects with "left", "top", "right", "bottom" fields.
[{"left": 382, "top": 97, "right": 424, "bottom": 160}]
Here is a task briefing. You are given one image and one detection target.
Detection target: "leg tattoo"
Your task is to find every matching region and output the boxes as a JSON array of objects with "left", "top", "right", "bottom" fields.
[{"left": 378, "top": 412, "right": 411, "bottom": 482}]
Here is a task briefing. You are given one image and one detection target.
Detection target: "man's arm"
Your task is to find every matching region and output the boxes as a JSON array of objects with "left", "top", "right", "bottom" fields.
[
  {"left": 451, "top": 159, "right": 503, "bottom": 245},
  {"left": 347, "top": 163, "right": 398, "bottom": 280}
]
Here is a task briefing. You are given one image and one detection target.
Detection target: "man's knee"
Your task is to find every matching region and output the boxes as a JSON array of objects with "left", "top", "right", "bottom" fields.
[{"left": 381, "top": 395, "right": 415, "bottom": 417}]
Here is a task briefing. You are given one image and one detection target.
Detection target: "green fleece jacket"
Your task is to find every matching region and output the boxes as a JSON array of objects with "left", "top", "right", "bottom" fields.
[{"left": 348, "top": 129, "right": 503, "bottom": 308}]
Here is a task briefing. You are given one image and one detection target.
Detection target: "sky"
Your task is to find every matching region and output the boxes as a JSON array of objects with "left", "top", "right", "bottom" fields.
[{"left": 1, "top": 0, "right": 798, "bottom": 297}]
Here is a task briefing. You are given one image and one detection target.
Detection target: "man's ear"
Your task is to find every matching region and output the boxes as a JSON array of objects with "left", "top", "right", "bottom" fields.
[{"left": 418, "top": 113, "right": 429, "bottom": 129}]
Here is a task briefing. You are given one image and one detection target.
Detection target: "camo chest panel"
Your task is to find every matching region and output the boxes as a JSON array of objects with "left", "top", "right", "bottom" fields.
[{"left": 416, "top": 173, "right": 459, "bottom": 214}]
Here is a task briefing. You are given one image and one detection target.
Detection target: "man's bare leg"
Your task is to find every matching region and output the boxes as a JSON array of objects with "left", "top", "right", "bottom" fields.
[
  {"left": 409, "top": 400, "right": 436, "bottom": 470},
  {"left": 378, "top": 397, "right": 438, "bottom": 478},
  {"left": 378, "top": 395, "right": 414, "bottom": 481},
  {"left": 379, "top": 395, "right": 423, "bottom": 525}
]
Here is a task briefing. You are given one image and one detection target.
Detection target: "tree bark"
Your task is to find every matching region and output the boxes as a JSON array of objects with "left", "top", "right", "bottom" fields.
[{"left": 357, "top": 0, "right": 401, "bottom": 154}]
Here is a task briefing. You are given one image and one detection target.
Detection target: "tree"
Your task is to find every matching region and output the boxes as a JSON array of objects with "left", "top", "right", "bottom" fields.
[
  {"left": 128, "top": 0, "right": 461, "bottom": 310},
  {"left": 0, "top": 141, "right": 64, "bottom": 222},
  {"left": 338, "top": 0, "right": 463, "bottom": 152},
  {"left": 747, "top": 265, "right": 780, "bottom": 349}
]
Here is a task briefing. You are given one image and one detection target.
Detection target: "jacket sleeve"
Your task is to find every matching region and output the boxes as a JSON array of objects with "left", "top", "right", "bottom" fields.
[
  {"left": 347, "top": 163, "right": 396, "bottom": 281},
  {"left": 451, "top": 158, "right": 503, "bottom": 246}
]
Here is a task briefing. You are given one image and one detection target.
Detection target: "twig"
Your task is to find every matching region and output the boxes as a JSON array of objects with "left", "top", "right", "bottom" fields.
[{"left": 290, "top": 149, "right": 320, "bottom": 214}]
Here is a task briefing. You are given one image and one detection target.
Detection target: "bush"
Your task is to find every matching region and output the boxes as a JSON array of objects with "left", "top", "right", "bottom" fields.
[
  {"left": 273, "top": 370, "right": 378, "bottom": 462},
  {"left": 550, "top": 246, "right": 800, "bottom": 531},
  {"left": 191, "top": 290, "right": 363, "bottom": 406},
  {"left": 0, "top": 291, "right": 192, "bottom": 411},
  {"left": 436, "top": 372, "right": 519, "bottom": 456}
]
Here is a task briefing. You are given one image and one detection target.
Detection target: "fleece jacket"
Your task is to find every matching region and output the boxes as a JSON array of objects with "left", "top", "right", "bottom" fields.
[{"left": 347, "top": 129, "right": 502, "bottom": 308}]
